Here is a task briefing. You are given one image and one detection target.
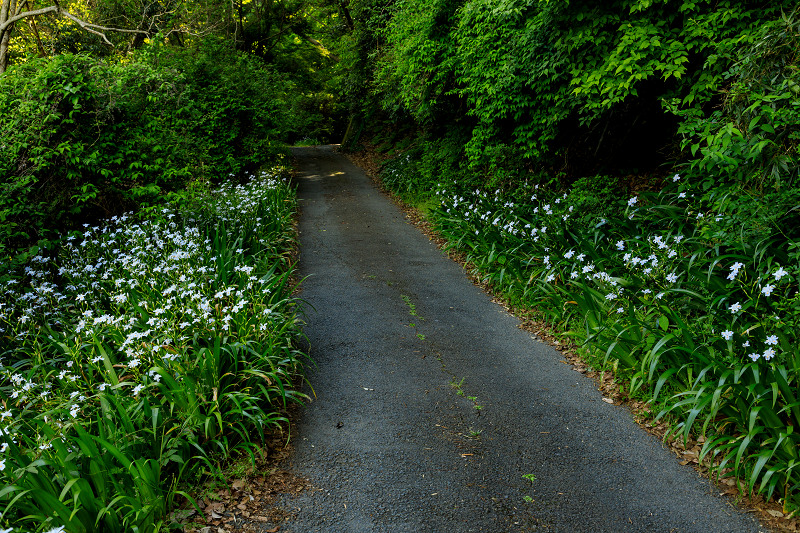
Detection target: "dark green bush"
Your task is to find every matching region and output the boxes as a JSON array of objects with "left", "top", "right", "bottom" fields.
[
  {"left": 0, "top": 39, "right": 292, "bottom": 258},
  {"left": 370, "top": 0, "right": 797, "bottom": 179}
]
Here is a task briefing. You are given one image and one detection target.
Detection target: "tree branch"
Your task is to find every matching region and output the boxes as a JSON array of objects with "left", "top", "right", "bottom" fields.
[
  {"left": 0, "top": 4, "right": 150, "bottom": 39},
  {"left": 0, "top": 5, "right": 56, "bottom": 33}
]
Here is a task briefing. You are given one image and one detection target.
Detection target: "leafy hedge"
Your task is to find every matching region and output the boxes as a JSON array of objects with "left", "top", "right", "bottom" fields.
[
  {"left": 366, "top": 0, "right": 797, "bottom": 179},
  {"left": 0, "top": 39, "right": 294, "bottom": 258}
]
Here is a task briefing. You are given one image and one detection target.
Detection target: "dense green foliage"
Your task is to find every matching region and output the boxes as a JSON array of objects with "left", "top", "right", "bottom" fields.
[
  {"left": 674, "top": 10, "right": 800, "bottom": 242},
  {"left": 346, "top": 0, "right": 797, "bottom": 183},
  {"left": 0, "top": 40, "right": 295, "bottom": 257},
  {"left": 0, "top": 166, "right": 306, "bottom": 532}
]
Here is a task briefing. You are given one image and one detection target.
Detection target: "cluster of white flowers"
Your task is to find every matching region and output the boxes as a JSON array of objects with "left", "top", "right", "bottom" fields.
[
  {"left": 0, "top": 168, "right": 293, "bottom": 487},
  {"left": 433, "top": 173, "right": 796, "bottom": 366},
  {"left": 722, "top": 262, "right": 794, "bottom": 362}
]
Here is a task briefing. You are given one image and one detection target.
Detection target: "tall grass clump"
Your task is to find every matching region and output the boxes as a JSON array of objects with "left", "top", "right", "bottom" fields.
[
  {"left": 428, "top": 171, "right": 800, "bottom": 511},
  {"left": 0, "top": 165, "right": 308, "bottom": 532}
]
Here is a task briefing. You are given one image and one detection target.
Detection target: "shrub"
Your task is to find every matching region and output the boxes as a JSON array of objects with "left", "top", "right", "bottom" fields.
[
  {"left": 672, "top": 7, "right": 800, "bottom": 241},
  {"left": 0, "top": 39, "right": 293, "bottom": 258}
]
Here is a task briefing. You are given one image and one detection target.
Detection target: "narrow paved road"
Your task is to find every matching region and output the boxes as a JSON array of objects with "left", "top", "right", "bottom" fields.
[{"left": 280, "top": 145, "right": 761, "bottom": 532}]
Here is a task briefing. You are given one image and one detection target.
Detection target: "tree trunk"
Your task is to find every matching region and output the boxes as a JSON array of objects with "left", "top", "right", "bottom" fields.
[
  {"left": 0, "top": 0, "right": 17, "bottom": 74},
  {"left": 338, "top": 0, "right": 354, "bottom": 31}
]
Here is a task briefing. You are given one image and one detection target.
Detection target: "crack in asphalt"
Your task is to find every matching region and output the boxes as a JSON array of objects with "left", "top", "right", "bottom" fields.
[{"left": 276, "top": 145, "right": 762, "bottom": 533}]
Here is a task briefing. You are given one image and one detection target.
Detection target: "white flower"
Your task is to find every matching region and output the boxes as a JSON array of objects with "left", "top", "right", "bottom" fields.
[
  {"left": 628, "top": 197, "right": 638, "bottom": 207},
  {"left": 721, "top": 330, "right": 734, "bottom": 341},
  {"left": 742, "top": 340, "right": 750, "bottom": 348},
  {"left": 673, "top": 173, "right": 681, "bottom": 182},
  {"left": 616, "top": 240, "right": 625, "bottom": 250},
  {"left": 763, "top": 348, "right": 775, "bottom": 361},
  {"left": 765, "top": 335, "right": 778, "bottom": 346},
  {"left": 748, "top": 353, "right": 760, "bottom": 362},
  {"left": 0, "top": 458, "right": 5, "bottom": 471},
  {"left": 564, "top": 250, "right": 575, "bottom": 259},
  {"left": 730, "top": 302, "right": 742, "bottom": 313},
  {"left": 617, "top": 307, "right": 624, "bottom": 313},
  {"left": 761, "top": 284, "right": 775, "bottom": 296},
  {"left": 774, "top": 266, "right": 788, "bottom": 281},
  {"left": 666, "top": 273, "right": 678, "bottom": 283},
  {"left": 605, "top": 293, "right": 617, "bottom": 300},
  {"left": 727, "top": 263, "right": 744, "bottom": 280}
]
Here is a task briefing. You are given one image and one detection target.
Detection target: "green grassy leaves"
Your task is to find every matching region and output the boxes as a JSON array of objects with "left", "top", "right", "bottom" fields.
[
  {"left": 425, "top": 171, "right": 800, "bottom": 510},
  {"left": 0, "top": 166, "right": 308, "bottom": 531}
]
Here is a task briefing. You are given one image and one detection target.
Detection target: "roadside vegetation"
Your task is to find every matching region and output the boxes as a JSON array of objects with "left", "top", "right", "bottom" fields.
[
  {"left": 0, "top": 166, "right": 308, "bottom": 532},
  {"left": 337, "top": 0, "right": 800, "bottom": 518},
  {"left": 0, "top": 2, "right": 330, "bottom": 530}
]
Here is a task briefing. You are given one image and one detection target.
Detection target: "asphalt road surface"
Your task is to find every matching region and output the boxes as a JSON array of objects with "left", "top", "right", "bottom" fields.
[{"left": 278, "top": 145, "right": 762, "bottom": 533}]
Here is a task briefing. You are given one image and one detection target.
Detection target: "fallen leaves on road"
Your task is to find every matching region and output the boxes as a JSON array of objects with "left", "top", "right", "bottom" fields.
[
  {"left": 184, "top": 469, "right": 310, "bottom": 533},
  {"left": 179, "top": 423, "right": 312, "bottom": 533}
]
